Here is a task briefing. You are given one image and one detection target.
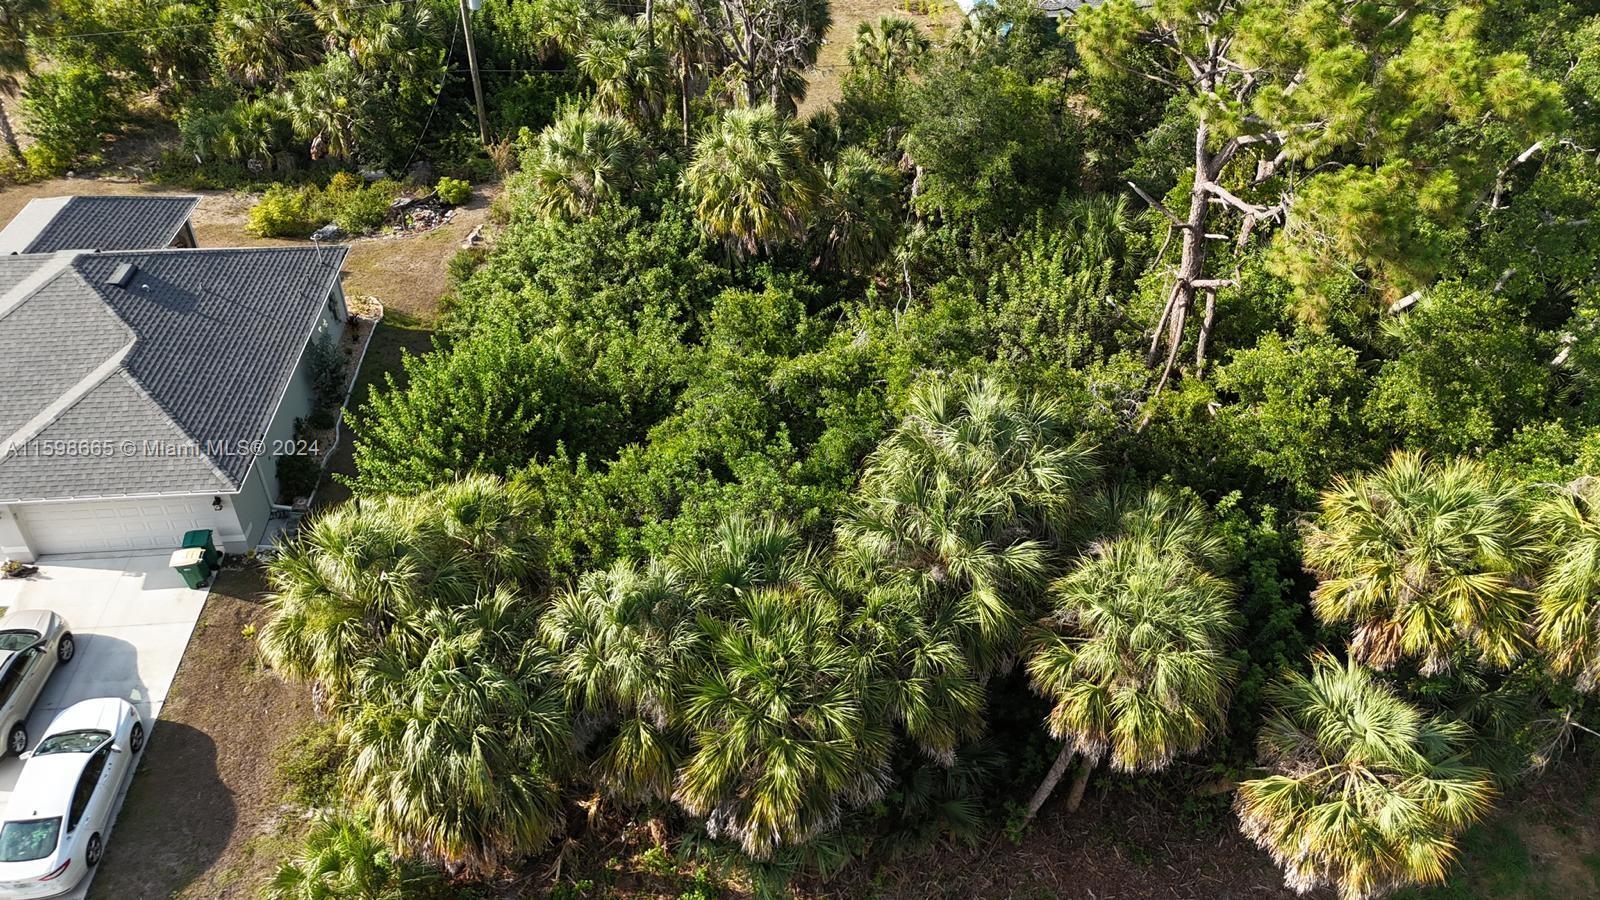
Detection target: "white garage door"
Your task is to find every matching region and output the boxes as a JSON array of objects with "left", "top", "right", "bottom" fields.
[{"left": 17, "top": 497, "right": 219, "bottom": 557}]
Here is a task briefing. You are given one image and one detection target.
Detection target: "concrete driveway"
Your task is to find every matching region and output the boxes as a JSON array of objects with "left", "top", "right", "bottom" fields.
[{"left": 0, "top": 553, "right": 208, "bottom": 898}]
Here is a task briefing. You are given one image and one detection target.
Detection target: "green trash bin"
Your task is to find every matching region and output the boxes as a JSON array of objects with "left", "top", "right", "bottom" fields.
[
  {"left": 169, "top": 547, "right": 210, "bottom": 590},
  {"left": 181, "top": 529, "right": 221, "bottom": 572}
]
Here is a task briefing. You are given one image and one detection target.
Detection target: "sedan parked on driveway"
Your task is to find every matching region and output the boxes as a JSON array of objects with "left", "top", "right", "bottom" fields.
[
  {"left": 0, "top": 613, "right": 74, "bottom": 757},
  {"left": 0, "top": 699, "right": 144, "bottom": 898}
]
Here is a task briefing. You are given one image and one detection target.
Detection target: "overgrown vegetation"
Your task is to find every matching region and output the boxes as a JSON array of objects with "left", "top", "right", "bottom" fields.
[{"left": 14, "top": 0, "right": 1600, "bottom": 897}]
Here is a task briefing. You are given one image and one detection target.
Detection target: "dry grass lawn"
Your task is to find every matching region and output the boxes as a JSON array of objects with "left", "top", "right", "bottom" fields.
[{"left": 799, "top": 0, "right": 959, "bottom": 117}]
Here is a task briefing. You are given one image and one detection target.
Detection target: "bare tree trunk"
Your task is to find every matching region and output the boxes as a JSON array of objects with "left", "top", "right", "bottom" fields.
[
  {"left": 680, "top": 61, "right": 691, "bottom": 148},
  {"left": 1064, "top": 753, "right": 1097, "bottom": 813},
  {"left": 1194, "top": 288, "right": 1217, "bottom": 374},
  {"left": 1023, "top": 744, "right": 1075, "bottom": 824},
  {"left": 0, "top": 97, "right": 20, "bottom": 160},
  {"left": 1157, "top": 114, "right": 1212, "bottom": 385}
]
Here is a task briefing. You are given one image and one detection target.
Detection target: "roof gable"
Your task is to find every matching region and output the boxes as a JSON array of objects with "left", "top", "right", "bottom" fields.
[{"left": 0, "top": 196, "right": 200, "bottom": 255}]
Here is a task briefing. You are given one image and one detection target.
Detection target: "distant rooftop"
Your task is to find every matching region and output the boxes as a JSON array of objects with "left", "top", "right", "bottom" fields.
[
  {"left": 0, "top": 196, "right": 201, "bottom": 255},
  {"left": 955, "top": 0, "right": 1139, "bottom": 16}
]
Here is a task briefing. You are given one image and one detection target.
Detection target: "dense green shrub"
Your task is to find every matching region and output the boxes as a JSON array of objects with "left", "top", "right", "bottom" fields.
[
  {"left": 1367, "top": 284, "right": 1557, "bottom": 455},
  {"left": 1213, "top": 330, "right": 1377, "bottom": 502},
  {"left": 246, "top": 178, "right": 401, "bottom": 237},
  {"left": 275, "top": 452, "right": 321, "bottom": 503},
  {"left": 247, "top": 184, "right": 319, "bottom": 238},
  {"left": 435, "top": 177, "right": 471, "bottom": 206},
  {"left": 19, "top": 65, "right": 121, "bottom": 175},
  {"left": 904, "top": 58, "right": 1077, "bottom": 228},
  {"left": 328, "top": 180, "right": 398, "bottom": 233},
  {"left": 304, "top": 335, "right": 348, "bottom": 411},
  {"left": 348, "top": 322, "right": 620, "bottom": 495}
]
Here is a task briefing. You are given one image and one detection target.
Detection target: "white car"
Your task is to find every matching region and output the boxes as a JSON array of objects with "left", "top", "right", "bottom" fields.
[
  {"left": 0, "top": 612, "right": 75, "bottom": 757},
  {"left": 0, "top": 699, "right": 144, "bottom": 898}
]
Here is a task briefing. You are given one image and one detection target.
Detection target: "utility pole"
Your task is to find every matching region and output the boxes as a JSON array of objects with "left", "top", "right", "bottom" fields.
[{"left": 459, "top": 0, "right": 490, "bottom": 147}]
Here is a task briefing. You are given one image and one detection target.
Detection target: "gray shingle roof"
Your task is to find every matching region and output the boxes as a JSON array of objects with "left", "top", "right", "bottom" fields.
[
  {"left": 0, "top": 196, "right": 200, "bottom": 254},
  {"left": 0, "top": 263, "right": 131, "bottom": 444},
  {"left": 0, "top": 246, "right": 347, "bottom": 501},
  {"left": 12, "top": 372, "right": 235, "bottom": 500}
]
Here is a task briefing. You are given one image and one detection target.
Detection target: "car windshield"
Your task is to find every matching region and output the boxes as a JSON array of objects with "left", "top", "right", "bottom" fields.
[
  {"left": 0, "top": 631, "right": 38, "bottom": 653},
  {"left": 33, "top": 730, "right": 108, "bottom": 756},
  {"left": 0, "top": 818, "right": 60, "bottom": 862}
]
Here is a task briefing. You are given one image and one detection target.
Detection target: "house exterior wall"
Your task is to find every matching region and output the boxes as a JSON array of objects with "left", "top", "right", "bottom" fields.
[
  {"left": 0, "top": 286, "right": 345, "bottom": 562},
  {"left": 252, "top": 299, "right": 341, "bottom": 511},
  {"left": 231, "top": 467, "right": 274, "bottom": 551},
  {"left": 0, "top": 506, "right": 30, "bottom": 562},
  {"left": 1, "top": 494, "right": 249, "bottom": 561}
]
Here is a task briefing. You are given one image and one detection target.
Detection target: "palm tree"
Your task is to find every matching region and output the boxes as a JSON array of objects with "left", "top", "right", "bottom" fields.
[
  {"left": 836, "top": 581, "right": 985, "bottom": 765},
  {"left": 541, "top": 559, "right": 697, "bottom": 803},
  {"left": 1533, "top": 476, "right": 1600, "bottom": 690},
  {"left": 1022, "top": 489, "right": 1240, "bottom": 822},
  {"left": 577, "top": 17, "right": 666, "bottom": 122},
  {"left": 845, "top": 17, "right": 928, "bottom": 90},
  {"left": 652, "top": 0, "right": 708, "bottom": 145},
  {"left": 671, "top": 514, "right": 802, "bottom": 609},
  {"left": 1302, "top": 451, "right": 1538, "bottom": 674},
  {"left": 426, "top": 474, "right": 547, "bottom": 587},
  {"left": 340, "top": 589, "right": 572, "bottom": 872},
  {"left": 261, "top": 497, "right": 431, "bottom": 700},
  {"left": 813, "top": 146, "right": 903, "bottom": 274},
  {"left": 285, "top": 55, "right": 365, "bottom": 161},
  {"left": 682, "top": 105, "right": 820, "bottom": 255},
  {"left": 519, "top": 104, "right": 645, "bottom": 219},
  {"left": 674, "top": 584, "right": 892, "bottom": 859},
  {"left": 266, "top": 811, "right": 442, "bottom": 899},
  {"left": 538, "top": 0, "right": 609, "bottom": 56},
  {"left": 837, "top": 374, "right": 1099, "bottom": 672},
  {"left": 1081, "top": 482, "right": 1230, "bottom": 566},
  {"left": 198, "top": 96, "right": 291, "bottom": 170},
  {"left": 215, "top": 0, "right": 318, "bottom": 89},
  {"left": 1237, "top": 654, "right": 1496, "bottom": 900},
  {"left": 260, "top": 475, "right": 542, "bottom": 701},
  {"left": 948, "top": 11, "right": 1002, "bottom": 61},
  {"left": 0, "top": 0, "right": 46, "bottom": 159}
]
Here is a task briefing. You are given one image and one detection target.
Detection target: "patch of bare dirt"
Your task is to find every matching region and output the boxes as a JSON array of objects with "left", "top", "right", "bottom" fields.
[
  {"left": 820, "top": 786, "right": 1295, "bottom": 900},
  {"left": 1493, "top": 758, "right": 1600, "bottom": 899},
  {"left": 800, "top": 0, "right": 957, "bottom": 118},
  {"left": 89, "top": 568, "right": 315, "bottom": 899}
]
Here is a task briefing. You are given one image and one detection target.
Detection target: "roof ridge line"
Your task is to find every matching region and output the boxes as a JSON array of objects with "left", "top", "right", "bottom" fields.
[
  {"left": 0, "top": 252, "right": 81, "bottom": 322},
  {"left": 94, "top": 245, "right": 351, "bottom": 256}
]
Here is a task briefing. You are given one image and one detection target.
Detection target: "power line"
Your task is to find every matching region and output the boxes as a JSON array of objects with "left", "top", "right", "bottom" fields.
[{"left": 403, "top": 6, "right": 461, "bottom": 170}]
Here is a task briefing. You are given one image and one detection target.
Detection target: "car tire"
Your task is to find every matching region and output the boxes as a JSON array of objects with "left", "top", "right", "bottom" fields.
[
  {"left": 6, "top": 723, "right": 25, "bottom": 756},
  {"left": 85, "top": 833, "right": 102, "bottom": 867},
  {"left": 130, "top": 722, "right": 145, "bottom": 755},
  {"left": 56, "top": 633, "right": 75, "bottom": 665}
]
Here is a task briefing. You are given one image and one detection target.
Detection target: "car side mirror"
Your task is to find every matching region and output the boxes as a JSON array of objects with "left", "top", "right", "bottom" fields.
[
  {"left": 109, "top": 744, "right": 123, "bottom": 754},
  {"left": 17, "top": 751, "right": 31, "bottom": 761}
]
